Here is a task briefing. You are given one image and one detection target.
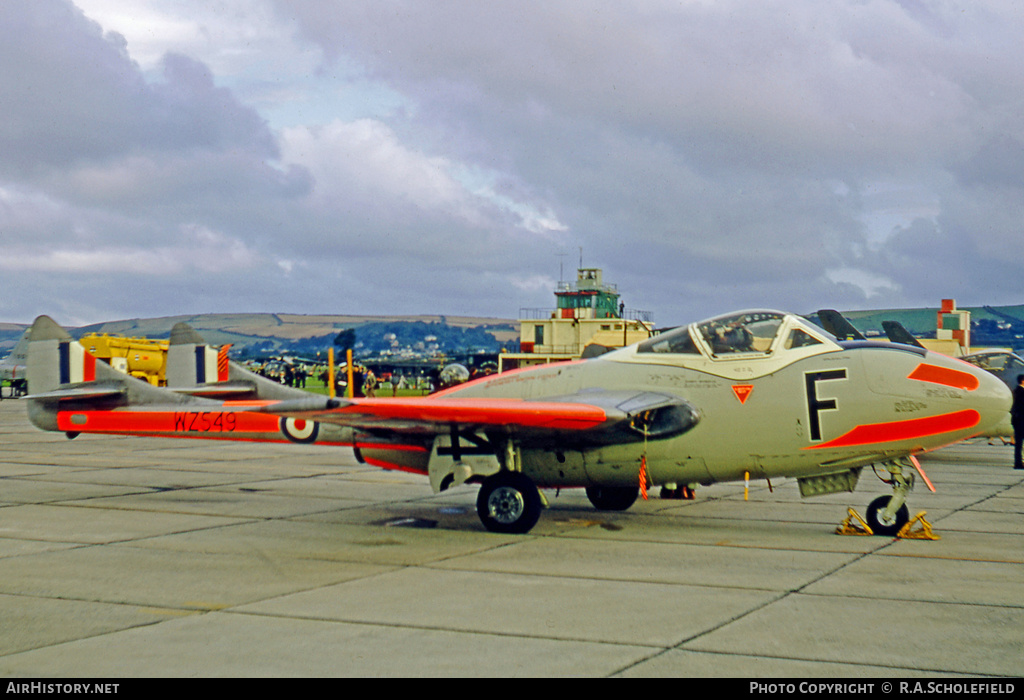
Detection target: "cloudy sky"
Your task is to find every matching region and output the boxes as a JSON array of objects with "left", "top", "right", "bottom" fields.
[{"left": 2, "top": 1, "right": 1024, "bottom": 328}]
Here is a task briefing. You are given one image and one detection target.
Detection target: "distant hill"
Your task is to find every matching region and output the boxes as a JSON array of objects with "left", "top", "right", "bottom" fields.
[
  {"left": 0, "top": 313, "right": 518, "bottom": 359},
  {"left": 6, "top": 304, "right": 1024, "bottom": 360}
]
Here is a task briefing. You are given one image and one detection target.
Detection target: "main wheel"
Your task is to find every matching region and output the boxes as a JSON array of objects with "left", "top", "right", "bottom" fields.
[
  {"left": 476, "top": 472, "right": 542, "bottom": 534},
  {"left": 865, "top": 495, "right": 910, "bottom": 536},
  {"left": 585, "top": 485, "right": 639, "bottom": 511}
]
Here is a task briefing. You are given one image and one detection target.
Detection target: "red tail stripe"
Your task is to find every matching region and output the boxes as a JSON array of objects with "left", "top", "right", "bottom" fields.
[{"left": 83, "top": 352, "right": 96, "bottom": 382}]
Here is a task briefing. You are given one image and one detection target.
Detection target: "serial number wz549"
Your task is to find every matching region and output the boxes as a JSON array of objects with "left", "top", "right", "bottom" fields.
[{"left": 173, "top": 411, "right": 237, "bottom": 432}]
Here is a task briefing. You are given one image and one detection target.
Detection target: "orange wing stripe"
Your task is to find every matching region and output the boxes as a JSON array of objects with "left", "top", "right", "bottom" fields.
[
  {"left": 804, "top": 409, "right": 981, "bottom": 450},
  {"left": 338, "top": 398, "right": 608, "bottom": 430}
]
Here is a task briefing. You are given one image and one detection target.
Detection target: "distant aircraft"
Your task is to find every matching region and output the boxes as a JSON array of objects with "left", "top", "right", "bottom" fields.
[
  {"left": 882, "top": 321, "right": 926, "bottom": 349},
  {"left": 961, "top": 348, "right": 1024, "bottom": 390},
  {"left": 815, "top": 309, "right": 866, "bottom": 341},
  {"left": 24, "top": 310, "right": 1010, "bottom": 536},
  {"left": 0, "top": 330, "right": 30, "bottom": 397}
]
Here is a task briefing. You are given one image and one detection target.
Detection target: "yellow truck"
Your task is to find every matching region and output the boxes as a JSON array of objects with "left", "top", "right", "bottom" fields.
[{"left": 79, "top": 334, "right": 169, "bottom": 386}]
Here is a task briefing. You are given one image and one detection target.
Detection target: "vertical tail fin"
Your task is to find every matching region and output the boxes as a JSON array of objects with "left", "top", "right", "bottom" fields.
[
  {"left": 815, "top": 309, "right": 866, "bottom": 341},
  {"left": 167, "top": 322, "right": 309, "bottom": 400},
  {"left": 25, "top": 315, "right": 92, "bottom": 395},
  {"left": 0, "top": 329, "right": 30, "bottom": 374},
  {"left": 882, "top": 321, "right": 926, "bottom": 349},
  {"left": 166, "top": 323, "right": 230, "bottom": 387}
]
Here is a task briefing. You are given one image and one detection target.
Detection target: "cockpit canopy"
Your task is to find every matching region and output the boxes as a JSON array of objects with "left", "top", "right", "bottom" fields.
[{"left": 637, "top": 310, "right": 835, "bottom": 359}]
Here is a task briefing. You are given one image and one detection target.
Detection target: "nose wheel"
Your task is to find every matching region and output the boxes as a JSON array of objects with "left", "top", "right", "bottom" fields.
[
  {"left": 860, "top": 458, "right": 915, "bottom": 536},
  {"left": 865, "top": 495, "right": 910, "bottom": 536}
]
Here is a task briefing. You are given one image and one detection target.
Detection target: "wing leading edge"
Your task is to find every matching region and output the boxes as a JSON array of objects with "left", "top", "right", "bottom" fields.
[{"left": 253, "top": 390, "right": 700, "bottom": 448}]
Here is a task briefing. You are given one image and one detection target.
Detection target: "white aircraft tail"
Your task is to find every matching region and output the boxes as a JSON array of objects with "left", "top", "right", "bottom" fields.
[
  {"left": 166, "top": 322, "right": 309, "bottom": 401},
  {"left": 0, "top": 328, "right": 30, "bottom": 385},
  {"left": 25, "top": 315, "right": 196, "bottom": 432},
  {"left": 6, "top": 328, "right": 30, "bottom": 366}
]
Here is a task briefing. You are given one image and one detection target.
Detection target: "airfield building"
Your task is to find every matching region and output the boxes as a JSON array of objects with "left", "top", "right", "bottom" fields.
[{"left": 498, "top": 268, "right": 653, "bottom": 372}]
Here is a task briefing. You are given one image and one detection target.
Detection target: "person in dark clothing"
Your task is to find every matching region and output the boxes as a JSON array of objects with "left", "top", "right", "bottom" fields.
[{"left": 1012, "top": 374, "right": 1024, "bottom": 470}]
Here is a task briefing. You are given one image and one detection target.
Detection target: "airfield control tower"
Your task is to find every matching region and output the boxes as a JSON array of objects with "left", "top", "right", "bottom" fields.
[{"left": 499, "top": 268, "right": 653, "bottom": 372}]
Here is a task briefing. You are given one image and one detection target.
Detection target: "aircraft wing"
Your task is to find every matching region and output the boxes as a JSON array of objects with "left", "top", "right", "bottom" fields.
[{"left": 253, "top": 390, "right": 700, "bottom": 448}]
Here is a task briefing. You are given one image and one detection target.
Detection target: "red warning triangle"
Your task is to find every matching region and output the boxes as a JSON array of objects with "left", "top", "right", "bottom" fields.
[{"left": 732, "top": 384, "right": 754, "bottom": 404}]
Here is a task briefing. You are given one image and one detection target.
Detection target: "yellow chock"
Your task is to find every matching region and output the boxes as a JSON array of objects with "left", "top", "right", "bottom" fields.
[
  {"left": 836, "top": 508, "right": 873, "bottom": 536},
  {"left": 897, "top": 511, "right": 940, "bottom": 540}
]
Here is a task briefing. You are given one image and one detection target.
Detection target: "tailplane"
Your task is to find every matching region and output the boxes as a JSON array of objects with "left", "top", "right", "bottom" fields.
[
  {"left": 25, "top": 315, "right": 195, "bottom": 432},
  {"left": 25, "top": 316, "right": 336, "bottom": 445}
]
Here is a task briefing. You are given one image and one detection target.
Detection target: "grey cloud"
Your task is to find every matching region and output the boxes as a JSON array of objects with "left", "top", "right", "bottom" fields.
[
  {"left": 271, "top": 1, "right": 1024, "bottom": 320},
  {"left": 6, "top": 1, "right": 1024, "bottom": 327}
]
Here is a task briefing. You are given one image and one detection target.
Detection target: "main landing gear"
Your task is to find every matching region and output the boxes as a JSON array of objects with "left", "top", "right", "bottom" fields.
[
  {"left": 474, "top": 440, "right": 542, "bottom": 534},
  {"left": 476, "top": 471, "right": 543, "bottom": 534},
  {"left": 585, "top": 485, "right": 639, "bottom": 511}
]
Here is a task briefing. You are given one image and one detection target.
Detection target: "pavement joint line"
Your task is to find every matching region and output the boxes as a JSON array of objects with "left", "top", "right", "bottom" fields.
[
  {"left": 613, "top": 647, "right": 1017, "bottom": 679},
  {"left": 616, "top": 539, "right": 899, "bottom": 675},
  {"left": 878, "top": 551, "right": 1024, "bottom": 564},
  {"left": 216, "top": 606, "right": 668, "bottom": 650},
  {"left": 414, "top": 561, "right": 786, "bottom": 594},
  {"left": 795, "top": 589, "right": 1024, "bottom": 611},
  {"left": 610, "top": 589, "right": 794, "bottom": 676}
]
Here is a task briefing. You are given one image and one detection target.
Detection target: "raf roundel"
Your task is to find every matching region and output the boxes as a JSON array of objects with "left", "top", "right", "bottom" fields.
[{"left": 280, "top": 417, "right": 319, "bottom": 444}]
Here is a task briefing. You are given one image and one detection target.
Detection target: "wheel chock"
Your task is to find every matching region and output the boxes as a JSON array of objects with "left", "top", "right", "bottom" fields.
[
  {"left": 836, "top": 508, "right": 873, "bottom": 536},
  {"left": 897, "top": 511, "right": 940, "bottom": 540}
]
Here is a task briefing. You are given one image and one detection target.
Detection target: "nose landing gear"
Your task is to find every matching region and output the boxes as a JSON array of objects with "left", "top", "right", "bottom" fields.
[
  {"left": 836, "top": 458, "right": 939, "bottom": 539},
  {"left": 862, "top": 458, "right": 914, "bottom": 536},
  {"left": 865, "top": 494, "right": 910, "bottom": 536}
]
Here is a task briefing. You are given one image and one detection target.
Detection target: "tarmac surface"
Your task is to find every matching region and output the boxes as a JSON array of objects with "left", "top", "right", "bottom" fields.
[{"left": 0, "top": 398, "right": 1022, "bottom": 678}]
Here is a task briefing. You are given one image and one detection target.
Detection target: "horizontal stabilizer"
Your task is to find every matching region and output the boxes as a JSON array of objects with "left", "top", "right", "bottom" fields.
[
  {"left": 25, "top": 382, "right": 126, "bottom": 402},
  {"left": 173, "top": 380, "right": 259, "bottom": 398}
]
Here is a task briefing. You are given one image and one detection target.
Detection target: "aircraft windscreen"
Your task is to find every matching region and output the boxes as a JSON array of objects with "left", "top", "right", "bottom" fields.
[
  {"left": 637, "top": 326, "right": 701, "bottom": 354},
  {"left": 635, "top": 310, "right": 822, "bottom": 359},
  {"left": 969, "top": 354, "right": 1007, "bottom": 371},
  {"left": 698, "top": 311, "right": 785, "bottom": 355},
  {"left": 964, "top": 352, "right": 1024, "bottom": 374},
  {"left": 785, "top": 328, "right": 823, "bottom": 349}
]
